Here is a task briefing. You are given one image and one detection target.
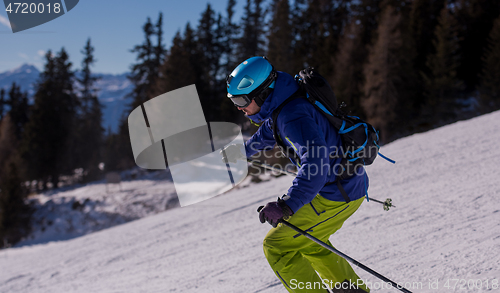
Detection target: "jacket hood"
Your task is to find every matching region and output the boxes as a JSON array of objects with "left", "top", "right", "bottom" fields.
[{"left": 247, "top": 71, "right": 299, "bottom": 123}]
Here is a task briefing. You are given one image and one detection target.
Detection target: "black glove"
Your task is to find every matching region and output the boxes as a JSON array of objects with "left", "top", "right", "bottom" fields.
[
  {"left": 220, "top": 144, "right": 246, "bottom": 164},
  {"left": 258, "top": 197, "right": 294, "bottom": 228}
]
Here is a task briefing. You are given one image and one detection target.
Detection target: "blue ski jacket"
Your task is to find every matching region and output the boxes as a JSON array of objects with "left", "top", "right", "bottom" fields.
[{"left": 245, "top": 71, "right": 368, "bottom": 213}]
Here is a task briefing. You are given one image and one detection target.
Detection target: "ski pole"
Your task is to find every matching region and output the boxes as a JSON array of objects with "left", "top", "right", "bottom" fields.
[
  {"left": 248, "top": 159, "right": 395, "bottom": 211},
  {"left": 281, "top": 220, "right": 413, "bottom": 293}
]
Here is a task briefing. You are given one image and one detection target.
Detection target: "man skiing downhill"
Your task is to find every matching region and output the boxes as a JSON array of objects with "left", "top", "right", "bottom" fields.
[{"left": 223, "top": 56, "right": 370, "bottom": 293}]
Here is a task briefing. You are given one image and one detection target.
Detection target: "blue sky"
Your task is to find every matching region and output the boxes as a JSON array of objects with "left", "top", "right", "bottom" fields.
[{"left": 0, "top": 0, "right": 244, "bottom": 74}]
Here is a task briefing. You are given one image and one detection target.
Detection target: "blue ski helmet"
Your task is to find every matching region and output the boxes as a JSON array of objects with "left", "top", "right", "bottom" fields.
[{"left": 226, "top": 56, "right": 277, "bottom": 108}]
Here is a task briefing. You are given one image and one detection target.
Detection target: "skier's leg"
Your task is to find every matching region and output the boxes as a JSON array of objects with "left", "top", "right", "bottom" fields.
[
  {"left": 299, "top": 196, "right": 369, "bottom": 292},
  {"left": 267, "top": 250, "right": 328, "bottom": 293},
  {"left": 301, "top": 240, "right": 370, "bottom": 292},
  {"left": 263, "top": 195, "right": 367, "bottom": 292},
  {"left": 263, "top": 198, "right": 338, "bottom": 293}
]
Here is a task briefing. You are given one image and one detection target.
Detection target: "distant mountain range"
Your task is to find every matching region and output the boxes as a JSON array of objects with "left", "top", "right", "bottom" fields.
[{"left": 0, "top": 64, "right": 133, "bottom": 133}]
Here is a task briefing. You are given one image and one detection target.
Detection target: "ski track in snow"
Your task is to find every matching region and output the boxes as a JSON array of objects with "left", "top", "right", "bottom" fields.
[{"left": 1, "top": 112, "right": 500, "bottom": 293}]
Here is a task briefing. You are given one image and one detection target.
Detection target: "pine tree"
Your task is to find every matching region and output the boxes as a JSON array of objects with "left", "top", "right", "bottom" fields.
[
  {"left": 198, "top": 4, "right": 219, "bottom": 77},
  {"left": 21, "top": 50, "right": 56, "bottom": 189},
  {"left": 479, "top": 16, "right": 500, "bottom": 112},
  {"left": 154, "top": 12, "right": 166, "bottom": 80},
  {"left": 128, "top": 17, "right": 157, "bottom": 111},
  {"left": 363, "top": 4, "right": 418, "bottom": 142},
  {"left": 0, "top": 85, "right": 29, "bottom": 185},
  {"left": 351, "top": 0, "right": 381, "bottom": 47},
  {"left": 103, "top": 118, "right": 135, "bottom": 172},
  {"left": 0, "top": 89, "right": 5, "bottom": 121},
  {"left": 54, "top": 48, "right": 80, "bottom": 180},
  {"left": 0, "top": 104, "right": 31, "bottom": 247},
  {"left": 267, "top": 0, "right": 294, "bottom": 74},
  {"left": 253, "top": 0, "right": 266, "bottom": 55},
  {"left": 223, "top": 0, "right": 240, "bottom": 74},
  {"left": 0, "top": 115, "right": 19, "bottom": 178},
  {"left": 289, "top": 0, "right": 307, "bottom": 71},
  {"left": 21, "top": 49, "right": 78, "bottom": 189},
  {"left": 408, "top": 0, "right": 446, "bottom": 116},
  {"left": 212, "top": 12, "right": 232, "bottom": 121},
  {"left": 236, "top": 0, "right": 266, "bottom": 60},
  {"left": 323, "top": 0, "right": 350, "bottom": 76},
  {"left": 112, "top": 14, "right": 166, "bottom": 174},
  {"left": 409, "top": 0, "right": 445, "bottom": 76},
  {"left": 291, "top": 0, "right": 349, "bottom": 77},
  {"left": 7, "top": 82, "right": 29, "bottom": 140},
  {"left": 156, "top": 25, "right": 198, "bottom": 95},
  {"left": 150, "top": 13, "right": 168, "bottom": 98},
  {"left": 456, "top": 0, "right": 500, "bottom": 91},
  {"left": 294, "top": 0, "right": 327, "bottom": 72},
  {"left": 196, "top": 4, "right": 224, "bottom": 120},
  {"left": 218, "top": 0, "right": 241, "bottom": 123},
  {"left": 332, "top": 17, "right": 366, "bottom": 116},
  {"left": 423, "top": 4, "right": 464, "bottom": 124},
  {"left": 333, "top": 0, "right": 383, "bottom": 118},
  {"left": 79, "top": 39, "right": 99, "bottom": 107},
  {"left": 0, "top": 161, "right": 30, "bottom": 248},
  {"left": 77, "top": 38, "right": 104, "bottom": 181}
]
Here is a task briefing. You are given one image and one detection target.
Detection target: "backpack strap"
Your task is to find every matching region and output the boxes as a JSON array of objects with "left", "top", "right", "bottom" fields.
[
  {"left": 272, "top": 89, "right": 352, "bottom": 204},
  {"left": 271, "top": 90, "right": 304, "bottom": 165},
  {"left": 325, "top": 179, "right": 351, "bottom": 203},
  {"left": 323, "top": 159, "right": 359, "bottom": 203}
]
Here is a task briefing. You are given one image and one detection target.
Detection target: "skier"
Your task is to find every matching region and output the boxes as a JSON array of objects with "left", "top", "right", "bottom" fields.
[{"left": 223, "top": 56, "right": 370, "bottom": 293}]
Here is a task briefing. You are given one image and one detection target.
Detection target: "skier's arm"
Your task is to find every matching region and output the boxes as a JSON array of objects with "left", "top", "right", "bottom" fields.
[
  {"left": 244, "top": 120, "right": 276, "bottom": 157},
  {"left": 280, "top": 117, "right": 332, "bottom": 214}
]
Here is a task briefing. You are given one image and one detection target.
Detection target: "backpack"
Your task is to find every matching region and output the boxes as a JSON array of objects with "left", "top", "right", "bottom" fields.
[{"left": 271, "top": 67, "right": 394, "bottom": 202}]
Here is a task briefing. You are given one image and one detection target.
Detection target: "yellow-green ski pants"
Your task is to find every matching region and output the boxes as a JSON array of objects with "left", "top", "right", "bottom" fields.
[{"left": 263, "top": 195, "right": 369, "bottom": 293}]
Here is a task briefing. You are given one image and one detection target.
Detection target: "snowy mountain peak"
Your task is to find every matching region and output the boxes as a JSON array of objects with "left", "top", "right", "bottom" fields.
[{"left": 5, "top": 63, "right": 40, "bottom": 76}]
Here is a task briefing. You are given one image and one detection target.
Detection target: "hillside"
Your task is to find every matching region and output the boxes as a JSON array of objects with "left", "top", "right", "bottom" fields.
[{"left": 0, "top": 111, "right": 499, "bottom": 293}]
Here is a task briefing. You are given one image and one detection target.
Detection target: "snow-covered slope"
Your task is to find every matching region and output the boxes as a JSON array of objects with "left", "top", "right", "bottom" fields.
[
  {"left": 17, "top": 169, "right": 179, "bottom": 247},
  {"left": 1, "top": 111, "right": 500, "bottom": 293}
]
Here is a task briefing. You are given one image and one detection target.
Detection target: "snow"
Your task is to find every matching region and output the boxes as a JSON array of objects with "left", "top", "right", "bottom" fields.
[
  {"left": 17, "top": 169, "right": 178, "bottom": 247},
  {"left": 1, "top": 111, "right": 500, "bottom": 293}
]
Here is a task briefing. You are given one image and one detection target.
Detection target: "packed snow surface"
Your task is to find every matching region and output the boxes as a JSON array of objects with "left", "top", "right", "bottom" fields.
[
  {"left": 1, "top": 111, "right": 500, "bottom": 293},
  {"left": 17, "top": 169, "right": 179, "bottom": 246}
]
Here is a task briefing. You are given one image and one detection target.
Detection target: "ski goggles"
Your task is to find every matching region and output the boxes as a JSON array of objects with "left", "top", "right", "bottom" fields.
[
  {"left": 226, "top": 70, "right": 277, "bottom": 108},
  {"left": 227, "top": 93, "right": 253, "bottom": 108}
]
